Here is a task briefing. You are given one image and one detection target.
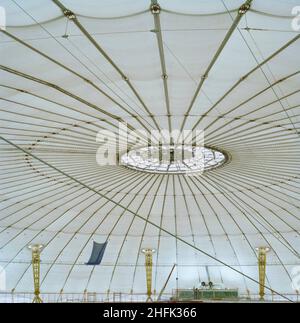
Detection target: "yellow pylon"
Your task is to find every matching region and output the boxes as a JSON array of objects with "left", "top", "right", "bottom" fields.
[
  {"left": 256, "top": 247, "right": 270, "bottom": 301},
  {"left": 28, "top": 244, "right": 43, "bottom": 303},
  {"left": 142, "top": 248, "right": 155, "bottom": 302}
]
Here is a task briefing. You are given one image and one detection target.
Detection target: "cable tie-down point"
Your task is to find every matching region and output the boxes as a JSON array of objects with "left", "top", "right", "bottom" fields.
[
  {"left": 151, "top": 4, "right": 161, "bottom": 14},
  {"left": 63, "top": 10, "right": 76, "bottom": 20},
  {"left": 238, "top": 2, "right": 251, "bottom": 15}
]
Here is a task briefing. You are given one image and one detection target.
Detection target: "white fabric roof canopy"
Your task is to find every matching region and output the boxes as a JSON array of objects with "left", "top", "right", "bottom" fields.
[{"left": 0, "top": 0, "right": 300, "bottom": 299}]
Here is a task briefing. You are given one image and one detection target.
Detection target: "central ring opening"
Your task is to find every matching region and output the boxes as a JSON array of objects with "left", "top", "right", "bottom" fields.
[{"left": 121, "top": 145, "right": 227, "bottom": 174}]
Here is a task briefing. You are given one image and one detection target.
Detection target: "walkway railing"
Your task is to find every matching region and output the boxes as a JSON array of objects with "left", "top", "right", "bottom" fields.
[{"left": 0, "top": 291, "right": 299, "bottom": 303}]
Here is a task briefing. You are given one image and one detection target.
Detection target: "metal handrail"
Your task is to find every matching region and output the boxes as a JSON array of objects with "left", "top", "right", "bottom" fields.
[{"left": 0, "top": 291, "right": 299, "bottom": 303}]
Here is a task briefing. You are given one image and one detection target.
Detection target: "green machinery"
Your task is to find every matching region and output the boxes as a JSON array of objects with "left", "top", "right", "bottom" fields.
[{"left": 176, "top": 288, "right": 239, "bottom": 301}]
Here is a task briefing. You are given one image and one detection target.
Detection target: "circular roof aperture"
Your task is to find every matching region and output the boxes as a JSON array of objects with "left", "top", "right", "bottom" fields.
[{"left": 121, "top": 145, "right": 227, "bottom": 174}]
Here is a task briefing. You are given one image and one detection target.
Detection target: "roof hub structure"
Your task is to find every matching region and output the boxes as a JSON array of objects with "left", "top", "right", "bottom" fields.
[{"left": 121, "top": 145, "right": 227, "bottom": 174}]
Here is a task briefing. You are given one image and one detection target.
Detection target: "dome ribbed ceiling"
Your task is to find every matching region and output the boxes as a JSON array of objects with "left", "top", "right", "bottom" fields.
[{"left": 0, "top": 0, "right": 299, "bottom": 300}]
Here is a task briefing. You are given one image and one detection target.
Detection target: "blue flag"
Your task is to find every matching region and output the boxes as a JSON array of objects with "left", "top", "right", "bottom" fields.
[{"left": 85, "top": 241, "right": 108, "bottom": 265}]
